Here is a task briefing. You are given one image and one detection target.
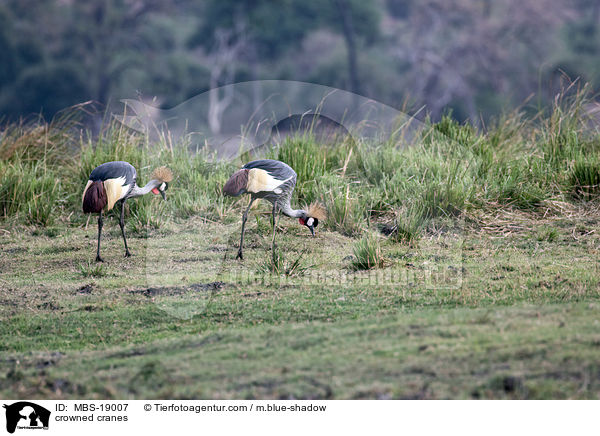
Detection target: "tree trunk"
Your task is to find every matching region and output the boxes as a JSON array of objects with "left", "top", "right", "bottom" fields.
[{"left": 335, "top": 0, "right": 360, "bottom": 96}]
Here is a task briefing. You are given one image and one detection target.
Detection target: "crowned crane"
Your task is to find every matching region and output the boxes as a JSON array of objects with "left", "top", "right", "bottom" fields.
[
  {"left": 223, "top": 159, "right": 326, "bottom": 260},
  {"left": 82, "top": 161, "right": 173, "bottom": 262}
]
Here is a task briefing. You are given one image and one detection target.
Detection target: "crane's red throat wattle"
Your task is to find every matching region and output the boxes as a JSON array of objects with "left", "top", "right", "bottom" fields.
[{"left": 151, "top": 187, "right": 160, "bottom": 195}]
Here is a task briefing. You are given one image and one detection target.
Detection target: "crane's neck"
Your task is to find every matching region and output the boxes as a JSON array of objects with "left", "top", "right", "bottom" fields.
[
  {"left": 279, "top": 200, "right": 306, "bottom": 219},
  {"left": 129, "top": 179, "right": 161, "bottom": 198}
]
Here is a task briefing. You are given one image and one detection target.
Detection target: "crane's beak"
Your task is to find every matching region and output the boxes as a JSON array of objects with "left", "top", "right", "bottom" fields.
[
  {"left": 308, "top": 225, "right": 315, "bottom": 237},
  {"left": 160, "top": 190, "right": 167, "bottom": 201}
]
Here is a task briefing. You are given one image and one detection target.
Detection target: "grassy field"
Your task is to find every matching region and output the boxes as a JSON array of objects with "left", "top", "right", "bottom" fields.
[
  {"left": 1, "top": 214, "right": 599, "bottom": 399},
  {"left": 2, "top": 88, "right": 600, "bottom": 399}
]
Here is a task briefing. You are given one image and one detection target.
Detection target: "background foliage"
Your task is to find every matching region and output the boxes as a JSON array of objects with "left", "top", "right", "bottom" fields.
[{"left": 0, "top": 0, "right": 599, "bottom": 123}]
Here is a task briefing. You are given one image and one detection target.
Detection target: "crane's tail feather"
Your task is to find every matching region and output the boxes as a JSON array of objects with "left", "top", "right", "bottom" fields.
[
  {"left": 223, "top": 169, "right": 249, "bottom": 196},
  {"left": 82, "top": 181, "right": 108, "bottom": 213}
]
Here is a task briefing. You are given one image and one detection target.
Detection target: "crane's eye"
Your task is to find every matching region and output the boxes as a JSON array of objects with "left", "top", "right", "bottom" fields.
[
  {"left": 306, "top": 217, "right": 314, "bottom": 226},
  {"left": 159, "top": 182, "right": 167, "bottom": 191}
]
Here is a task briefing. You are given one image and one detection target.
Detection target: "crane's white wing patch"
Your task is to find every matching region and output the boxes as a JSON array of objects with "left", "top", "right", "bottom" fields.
[
  {"left": 247, "top": 168, "right": 291, "bottom": 194},
  {"left": 104, "top": 176, "right": 127, "bottom": 211}
]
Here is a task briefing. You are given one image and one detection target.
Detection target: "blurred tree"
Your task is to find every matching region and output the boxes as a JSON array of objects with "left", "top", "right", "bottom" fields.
[
  {"left": 0, "top": 4, "right": 46, "bottom": 118},
  {"left": 0, "top": 0, "right": 597, "bottom": 124},
  {"left": 386, "top": 0, "right": 570, "bottom": 121},
  {"left": 188, "top": 0, "right": 321, "bottom": 60},
  {"left": 3, "top": 63, "right": 88, "bottom": 118},
  {"left": 0, "top": 0, "right": 199, "bottom": 120},
  {"left": 325, "top": 0, "right": 380, "bottom": 95},
  {"left": 551, "top": 0, "right": 600, "bottom": 91},
  {"left": 189, "top": 0, "right": 379, "bottom": 96},
  {"left": 0, "top": 10, "right": 18, "bottom": 88},
  {"left": 60, "top": 1, "right": 171, "bottom": 104},
  {"left": 188, "top": 0, "right": 324, "bottom": 132},
  {"left": 207, "top": 22, "right": 248, "bottom": 134}
]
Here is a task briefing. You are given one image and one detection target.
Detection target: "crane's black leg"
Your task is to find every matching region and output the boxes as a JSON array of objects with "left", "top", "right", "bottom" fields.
[
  {"left": 119, "top": 200, "right": 132, "bottom": 257},
  {"left": 96, "top": 210, "right": 104, "bottom": 262},
  {"left": 271, "top": 202, "right": 279, "bottom": 252},
  {"left": 237, "top": 198, "right": 255, "bottom": 260}
]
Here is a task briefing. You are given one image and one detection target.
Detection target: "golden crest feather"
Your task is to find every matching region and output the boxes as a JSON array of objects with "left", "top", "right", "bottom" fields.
[
  {"left": 151, "top": 166, "right": 173, "bottom": 183},
  {"left": 306, "top": 202, "right": 327, "bottom": 220}
]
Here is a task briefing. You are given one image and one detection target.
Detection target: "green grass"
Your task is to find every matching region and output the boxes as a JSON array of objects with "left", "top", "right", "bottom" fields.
[
  {"left": 1, "top": 216, "right": 599, "bottom": 398},
  {"left": 1, "top": 86, "right": 599, "bottom": 234},
  {"left": 0, "top": 159, "right": 64, "bottom": 226},
  {"left": 4, "top": 303, "right": 600, "bottom": 399}
]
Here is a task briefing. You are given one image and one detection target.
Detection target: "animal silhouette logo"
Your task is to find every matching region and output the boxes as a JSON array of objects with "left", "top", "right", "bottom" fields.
[{"left": 3, "top": 402, "right": 50, "bottom": 434}]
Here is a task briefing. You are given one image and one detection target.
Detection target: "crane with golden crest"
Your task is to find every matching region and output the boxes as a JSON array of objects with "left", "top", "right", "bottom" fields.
[
  {"left": 223, "top": 159, "right": 326, "bottom": 260},
  {"left": 82, "top": 161, "right": 173, "bottom": 261}
]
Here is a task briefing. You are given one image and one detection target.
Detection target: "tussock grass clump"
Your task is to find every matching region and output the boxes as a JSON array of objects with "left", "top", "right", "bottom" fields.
[
  {"left": 351, "top": 233, "right": 386, "bottom": 271},
  {"left": 258, "top": 247, "right": 310, "bottom": 277},
  {"left": 539, "top": 84, "right": 589, "bottom": 168},
  {"left": 569, "top": 155, "right": 600, "bottom": 200},
  {"left": 128, "top": 197, "right": 165, "bottom": 235},
  {"left": 77, "top": 124, "right": 148, "bottom": 185},
  {"left": 0, "top": 160, "right": 62, "bottom": 225},
  {"left": 391, "top": 204, "right": 426, "bottom": 245},
  {"left": 165, "top": 150, "right": 233, "bottom": 221},
  {"left": 268, "top": 135, "right": 350, "bottom": 203},
  {"left": 272, "top": 136, "right": 329, "bottom": 184},
  {"left": 0, "top": 111, "right": 81, "bottom": 225},
  {"left": 0, "top": 110, "right": 78, "bottom": 163},
  {"left": 354, "top": 142, "right": 405, "bottom": 186},
  {"left": 420, "top": 177, "right": 470, "bottom": 218},
  {"left": 535, "top": 227, "right": 559, "bottom": 242},
  {"left": 482, "top": 158, "right": 550, "bottom": 209},
  {"left": 320, "top": 179, "right": 365, "bottom": 237},
  {"left": 270, "top": 135, "right": 349, "bottom": 182},
  {"left": 429, "top": 114, "right": 479, "bottom": 148},
  {"left": 79, "top": 261, "right": 106, "bottom": 278}
]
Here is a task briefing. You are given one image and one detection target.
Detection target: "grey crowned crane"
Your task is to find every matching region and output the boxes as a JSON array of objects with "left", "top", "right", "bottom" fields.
[
  {"left": 82, "top": 161, "right": 173, "bottom": 262},
  {"left": 223, "top": 159, "right": 326, "bottom": 260}
]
